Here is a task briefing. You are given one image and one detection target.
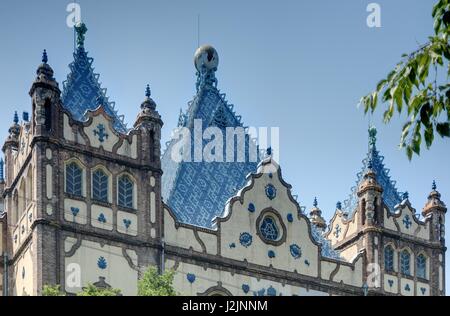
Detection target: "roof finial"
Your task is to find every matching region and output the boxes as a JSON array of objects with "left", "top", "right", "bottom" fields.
[
  {"left": 42, "top": 49, "right": 48, "bottom": 64},
  {"left": 313, "top": 197, "right": 318, "bottom": 208},
  {"left": 367, "top": 158, "right": 373, "bottom": 170},
  {"left": 266, "top": 147, "right": 273, "bottom": 157},
  {"left": 402, "top": 191, "right": 409, "bottom": 200},
  {"left": 145, "top": 84, "right": 151, "bottom": 98},
  {"left": 13, "top": 111, "right": 19, "bottom": 125},
  {"left": 432, "top": 180, "right": 437, "bottom": 191},
  {"left": 74, "top": 22, "right": 88, "bottom": 48},
  {"left": 336, "top": 201, "right": 342, "bottom": 210},
  {"left": 368, "top": 125, "right": 377, "bottom": 147}
]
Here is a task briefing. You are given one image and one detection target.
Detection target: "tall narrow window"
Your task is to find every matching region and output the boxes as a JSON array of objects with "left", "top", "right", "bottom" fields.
[
  {"left": 44, "top": 100, "right": 52, "bottom": 131},
  {"left": 66, "top": 162, "right": 82, "bottom": 196},
  {"left": 92, "top": 169, "right": 108, "bottom": 202},
  {"left": 118, "top": 175, "right": 134, "bottom": 209},
  {"left": 400, "top": 250, "right": 411, "bottom": 276},
  {"left": 416, "top": 254, "right": 427, "bottom": 279},
  {"left": 384, "top": 245, "right": 394, "bottom": 272}
]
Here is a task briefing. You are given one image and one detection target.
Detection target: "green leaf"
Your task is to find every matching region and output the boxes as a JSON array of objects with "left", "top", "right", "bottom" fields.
[
  {"left": 406, "top": 145, "right": 413, "bottom": 160},
  {"left": 424, "top": 125, "right": 434, "bottom": 148},
  {"left": 393, "top": 84, "right": 403, "bottom": 112},
  {"left": 436, "top": 122, "right": 450, "bottom": 137},
  {"left": 420, "top": 103, "right": 432, "bottom": 127}
]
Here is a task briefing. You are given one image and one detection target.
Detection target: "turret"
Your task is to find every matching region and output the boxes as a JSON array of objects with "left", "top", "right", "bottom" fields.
[
  {"left": 29, "top": 50, "right": 61, "bottom": 136},
  {"left": 423, "top": 181, "right": 446, "bottom": 244},
  {"left": 357, "top": 160, "right": 383, "bottom": 227},
  {"left": 134, "top": 84, "right": 163, "bottom": 167},
  {"left": 309, "top": 197, "right": 327, "bottom": 231}
]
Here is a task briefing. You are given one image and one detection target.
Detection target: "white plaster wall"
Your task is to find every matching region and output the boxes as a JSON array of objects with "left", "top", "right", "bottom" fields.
[
  {"left": 164, "top": 208, "right": 203, "bottom": 252},
  {"left": 91, "top": 205, "right": 114, "bottom": 231},
  {"left": 197, "top": 231, "right": 218, "bottom": 255},
  {"left": 416, "top": 282, "right": 430, "bottom": 296},
  {"left": 63, "top": 114, "right": 75, "bottom": 142},
  {"left": 320, "top": 260, "right": 337, "bottom": 280},
  {"left": 117, "top": 135, "right": 138, "bottom": 159},
  {"left": 168, "top": 259, "right": 330, "bottom": 296},
  {"left": 84, "top": 114, "right": 119, "bottom": 152},
  {"left": 64, "top": 238, "right": 138, "bottom": 296},
  {"left": 46, "top": 164, "right": 52, "bottom": 199},
  {"left": 331, "top": 256, "right": 364, "bottom": 287},
  {"left": 339, "top": 244, "right": 359, "bottom": 262},
  {"left": 397, "top": 206, "right": 430, "bottom": 240},
  {"left": 219, "top": 169, "right": 319, "bottom": 277},
  {"left": 383, "top": 209, "right": 397, "bottom": 231},
  {"left": 400, "top": 278, "right": 414, "bottom": 296},
  {"left": 383, "top": 274, "right": 398, "bottom": 294},
  {"left": 117, "top": 211, "right": 138, "bottom": 236},
  {"left": 64, "top": 198, "right": 88, "bottom": 225},
  {"left": 13, "top": 244, "right": 34, "bottom": 296}
]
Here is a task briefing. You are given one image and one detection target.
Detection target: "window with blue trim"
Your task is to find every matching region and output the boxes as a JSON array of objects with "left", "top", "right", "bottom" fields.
[
  {"left": 92, "top": 169, "right": 109, "bottom": 202},
  {"left": 416, "top": 254, "right": 427, "bottom": 279},
  {"left": 66, "top": 162, "right": 82, "bottom": 196},
  {"left": 118, "top": 175, "right": 134, "bottom": 209},
  {"left": 400, "top": 250, "right": 411, "bottom": 276},
  {"left": 384, "top": 245, "right": 394, "bottom": 272},
  {"left": 260, "top": 217, "right": 279, "bottom": 241}
]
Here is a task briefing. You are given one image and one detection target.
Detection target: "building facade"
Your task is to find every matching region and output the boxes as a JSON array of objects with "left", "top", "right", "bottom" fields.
[{"left": 0, "top": 24, "right": 446, "bottom": 296}]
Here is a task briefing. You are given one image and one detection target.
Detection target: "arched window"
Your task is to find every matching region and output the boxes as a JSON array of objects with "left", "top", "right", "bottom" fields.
[
  {"left": 416, "top": 254, "right": 427, "bottom": 279},
  {"left": 260, "top": 216, "right": 279, "bottom": 241},
  {"left": 92, "top": 169, "right": 109, "bottom": 202},
  {"left": 384, "top": 245, "right": 394, "bottom": 272},
  {"left": 400, "top": 249, "right": 411, "bottom": 276},
  {"left": 66, "top": 162, "right": 82, "bottom": 196},
  {"left": 118, "top": 175, "right": 134, "bottom": 209}
]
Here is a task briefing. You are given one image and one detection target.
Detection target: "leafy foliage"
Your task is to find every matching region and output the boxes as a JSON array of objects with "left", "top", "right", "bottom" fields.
[
  {"left": 76, "top": 284, "right": 122, "bottom": 296},
  {"left": 138, "top": 266, "right": 177, "bottom": 296},
  {"left": 42, "top": 285, "right": 66, "bottom": 296},
  {"left": 360, "top": 0, "right": 450, "bottom": 160}
]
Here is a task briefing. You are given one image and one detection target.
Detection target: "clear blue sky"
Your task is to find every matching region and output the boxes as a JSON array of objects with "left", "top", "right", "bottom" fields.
[{"left": 0, "top": 0, "right": 448, "bottom": 293}]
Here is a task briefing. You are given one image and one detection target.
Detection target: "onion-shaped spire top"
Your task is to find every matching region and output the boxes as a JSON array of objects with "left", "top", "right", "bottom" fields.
[
  {"left": 42, "top": 49, "right": 48, "bottom": 64},
  {"left": 13, "top": 111, "right": 19, "bottom": 125},
  {"left": 75, "top": 22, "right": 88, "bottom": 48},
  {"left": 432, "top": 180, "right": 437, "bottom": 191},
  {"left": 145, "top": 84, "right": 151, "bottom": 98},
  {"left": 313, "top": 197, "right": 318, "bottom": 208}
]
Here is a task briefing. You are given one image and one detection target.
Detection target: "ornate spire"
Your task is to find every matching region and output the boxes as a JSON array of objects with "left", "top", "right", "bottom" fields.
[
  {"left": 62, "top": 22, "right": 127, "bottom": 133},
  {"left": 194, "top": 45, "right": 219, "bottom": 91},
  {"left": 140, "top": 84, "right": 157, "bottom": 111},
  {"left": 423, "top": 180, "right": 446, "bottom": 217},
  {"left": 13, "top": 111, "right": 19, "bottom": 125},
  {"left": 134, "top": 84, "right": 161, "bottom": 128},
  {"left": 42, "top": 49, "right": 48, "bottom": 64},
  {"left": 342, "top": 126, "right": 402, "bottom": 216},
  {"left": 75, "top": 22, "right": 88, "bottom": 48},
  {"left": 402, "top": 191, "right": 409, "bottom": 200},
  {"left": 310, "top": 197, "right": 327, "bottom": 231},
  {"left": 368, "top": 125, "right": 377, "bottom": 147},
  {"left": 35, "top": 49, "right": 56, "bottom": 83}
]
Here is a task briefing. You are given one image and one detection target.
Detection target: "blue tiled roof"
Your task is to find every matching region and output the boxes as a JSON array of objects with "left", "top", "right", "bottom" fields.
[
  {"left": 311, "top": 225, "right": 341, "bottom": 259},
  {"left": 343, "top": 131, "right": 403, "bottom": 216},
  {"left": 162, "top": 81, "right": 259, "bottom": 228},
  {"left": 61, "top": 46, "right": 128, "bottom": 133}
]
